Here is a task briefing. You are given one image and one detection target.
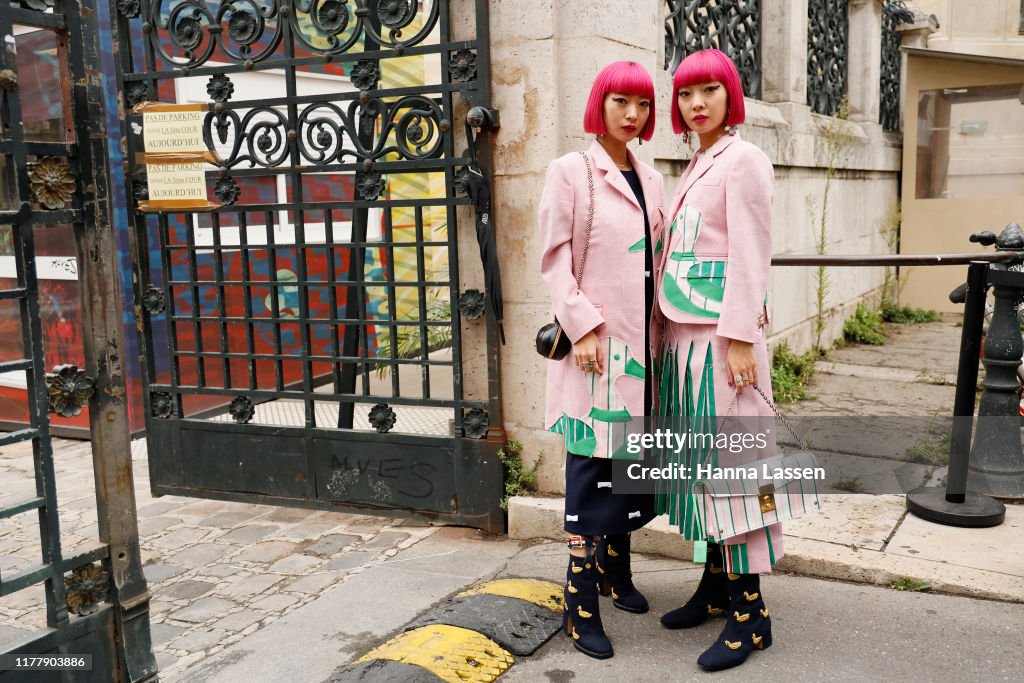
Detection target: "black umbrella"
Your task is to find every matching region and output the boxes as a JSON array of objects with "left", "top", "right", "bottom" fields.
[{"left": 463, "top": 126, "right": 505, "bottom": 345}]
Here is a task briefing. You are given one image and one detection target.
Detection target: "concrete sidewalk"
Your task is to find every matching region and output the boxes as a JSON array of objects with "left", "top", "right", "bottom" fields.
[{"left": 511, "top": 318, "right": 1024, "bottom": 604}]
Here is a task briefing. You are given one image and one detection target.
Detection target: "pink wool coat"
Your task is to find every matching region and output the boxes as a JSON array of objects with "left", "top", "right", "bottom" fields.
[
  {"left": 659, "top": 131, "right": 773, "bottom": 342},
  {"left": 539, "top": 140, "right": 665, "bottom": 446}
]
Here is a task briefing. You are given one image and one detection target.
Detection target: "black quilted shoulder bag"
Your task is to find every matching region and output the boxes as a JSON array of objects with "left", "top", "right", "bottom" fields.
[{"left": 535, "top": 151, "right": 595, "bottom": 360}]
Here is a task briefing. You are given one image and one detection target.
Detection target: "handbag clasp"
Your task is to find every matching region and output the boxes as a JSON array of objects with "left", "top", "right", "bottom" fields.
[{"left": 758, "top": 483, "right": 777, "bottom": 514}]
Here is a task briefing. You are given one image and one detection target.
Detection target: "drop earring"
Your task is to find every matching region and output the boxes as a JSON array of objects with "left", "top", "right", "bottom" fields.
[{"left": 682, "top": 131, "right": 689, "bottom": 145}]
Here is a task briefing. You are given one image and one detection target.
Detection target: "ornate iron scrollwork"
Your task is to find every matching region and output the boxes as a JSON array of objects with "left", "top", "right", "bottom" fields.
[
  {"left": 664, "top": 0, "right": 761, "bottom": 99},
  {"left": 227, "top": 8, "right": 261, "bottom": 44},
  {"left": 215, "top": 175, "right": 241, "bottom": 205},
  {"left": 125, "top": 81, "right": 150, "bottom": 108},
  {"left": 457, "top": 289, "right": 486, "bottom": 320},
  {"left": 207, "top": 73, "right": 234, "bottom": 103},
  {"left": 116, "top": 0, "right": 141, "bottom": 18},
  {"left": 452, "top": 167, "right": 470, "bottom": 196},
  {"left": 46, "top": 365, "right": 96, "bottom": 418},
  {"left": 142, "top": 285, "right": 165, "bottom": 314},
  {"left": 142, "top": 0, "right": 441, "bottom": 70},
  {"left": 378, "top": 0, "right": 413, "bottom": 27},
  {"left": 463, "top": 409, "right": 489, "bottom": 439},
  {"left": 807, "top": 0, "right": 848, "bottom": 116},
  {"left": 880, "top": 1, "right": 913, "bottom": 132},
  {"left": 349, "top": 59, "right": 379, "bottom": 91},
  {"left": 206, "top": 95, "right": 445, "bottom": 169},
  {"left": 65, "top": 564, "right": 110, "bottom": 616},
  {"left": 368, "top": 404, "right": 397, "bottom": 433},
  {"left": 229, "top": 396, "right": 255, "bottom": 424},
  {"left": 356, "top": 171, "right": 385, "bottom": 200},
  {"left": 30, "top": 157, "right": 77, "bottom": 210},
  {"left": 448, "top": 49, "right": 477, "bottom": 82},
  {"left": 150, "top": 391, "right": 175, "bottom": 419},
  {"left": 316, "top": 0, "right": 349, "bottom": 33}
]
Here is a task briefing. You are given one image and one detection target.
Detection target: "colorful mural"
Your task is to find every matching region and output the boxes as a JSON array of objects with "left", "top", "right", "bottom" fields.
[{"left": 1, "top": 11, "right": 444, "bottom": 435}]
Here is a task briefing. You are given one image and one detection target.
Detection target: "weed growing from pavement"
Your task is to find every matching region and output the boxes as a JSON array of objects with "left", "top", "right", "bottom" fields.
[
  {"left": 891, "top": 576, "right": 932, "bottom": 592},
  {"left": 832, "top": 475, "right": 866, "bottom": 493},
  {"left": 810, "top": 97, "right": 856, "bottom": 353},
  {"left": 881, "top": 300, "right": 939, "bottom": 324},
  {"left": 916, "top": 367, "right": 955, "bottom": 386},
  {"left": 906, "top": 432, "right": 951, "bottom": 466},
  {"left": 879, "top": 204, "right": 902, "bottom": 303},
  {"left": 498, "top": 440, "right": 540, "bottom": 511},
  {"left": 770, "top": 342, "right": 818, "bottom": 403},
  {"left": 843, "top": 304, "right": 886, "bottom": 345}
]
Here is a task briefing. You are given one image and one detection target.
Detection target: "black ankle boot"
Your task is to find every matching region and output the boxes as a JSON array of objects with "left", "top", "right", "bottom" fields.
[
  {"left": 697, "top": 572, "right": 772, "bottom": 671},
  {"left": 595, "top": 533, "right": 649, "bottom": 614},
  {"left": 562, "top": 551, "right": 614, "bottom": 659},
  {"left": 660, "top": 542, "right": 727, "bottom": 629}
]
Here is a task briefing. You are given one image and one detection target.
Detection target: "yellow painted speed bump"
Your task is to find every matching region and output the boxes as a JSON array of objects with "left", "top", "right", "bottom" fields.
[
  {"left": 458, "top": 579, "right": 563, "bottom": 614},
  {"left": 358, "top": 624, "right": 514, "bottom": 683}
]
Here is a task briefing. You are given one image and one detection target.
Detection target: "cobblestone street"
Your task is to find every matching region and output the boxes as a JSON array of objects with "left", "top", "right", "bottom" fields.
[{"left": 0, "top": 438, "right": 436, "bottom": 680}]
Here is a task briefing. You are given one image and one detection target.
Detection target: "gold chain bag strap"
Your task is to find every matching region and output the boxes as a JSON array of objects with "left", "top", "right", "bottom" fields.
[
  {"left": 535, "top": 151, "right": 595, "bottom": 359},
  {"left": 694, "top": 385, "right": 823, "bottom": 543}
]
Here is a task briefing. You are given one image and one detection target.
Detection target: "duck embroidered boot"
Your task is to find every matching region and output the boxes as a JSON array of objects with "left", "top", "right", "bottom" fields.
[
  {"left": 660, "top": 542, "right": 727, "bottom": 629},
  {"left": 696, "top": 572, "right": 772, "bottom": 671},
  {"left": 595, "top": 533, "right": 649, "bottom": 614},
  {"left": 562, "top": 549, "right": 614, "bottom": 659}
]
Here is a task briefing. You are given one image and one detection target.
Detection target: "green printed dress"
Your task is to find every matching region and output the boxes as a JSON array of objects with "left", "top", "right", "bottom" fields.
[{"left": 655, "top": 134, "right": 784, "bottom": 574}]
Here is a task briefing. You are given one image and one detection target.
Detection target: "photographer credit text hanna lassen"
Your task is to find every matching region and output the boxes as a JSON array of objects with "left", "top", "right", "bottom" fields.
[{"left": 625, "top": 461, "right": 826, "bottom": 482}]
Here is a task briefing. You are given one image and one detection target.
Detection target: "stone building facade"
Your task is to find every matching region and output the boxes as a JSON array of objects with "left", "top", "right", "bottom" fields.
[
  {"left": 894, "top": 0, "right": 1024, "bottom": 311},
  {"left": 453, "top": 1, "right": 928, "bottom": 493}
]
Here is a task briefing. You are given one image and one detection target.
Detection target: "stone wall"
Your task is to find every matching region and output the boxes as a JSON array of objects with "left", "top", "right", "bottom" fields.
[
  {"left": 913, "top": 0, "right": 1024, "bottom": 58},
  {"left": 477, "top": 0, "right": 902, "bottom": 494}
]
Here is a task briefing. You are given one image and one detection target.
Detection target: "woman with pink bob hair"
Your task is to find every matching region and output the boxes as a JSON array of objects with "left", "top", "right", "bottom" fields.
[
  {"left": 655, "top": 48, "right": 780, "bottom": 671},
  {"left": 538, "top": 61, "right": 664, "bottom": 659}
]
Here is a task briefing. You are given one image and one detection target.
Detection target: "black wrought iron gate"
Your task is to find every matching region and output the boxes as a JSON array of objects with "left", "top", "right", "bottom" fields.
[
  {"left": 0, "top": 0, "right": 156, "bottom": 680},
  {"left": 113, "top": 0, "right": 505, "bottom": 532}
]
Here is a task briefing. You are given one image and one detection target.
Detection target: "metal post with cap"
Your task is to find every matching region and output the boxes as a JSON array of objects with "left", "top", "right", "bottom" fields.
[{"left": 906, "top": 260, "right": 1005, "bottom": 526}]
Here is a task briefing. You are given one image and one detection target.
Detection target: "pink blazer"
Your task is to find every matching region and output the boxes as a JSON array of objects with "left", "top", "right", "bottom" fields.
[
  {"left": 539, "top": 140, "right": 665, "bottom": 453},
  {"left": 659, "top": 132, "right": 773, "bottom": 344}
]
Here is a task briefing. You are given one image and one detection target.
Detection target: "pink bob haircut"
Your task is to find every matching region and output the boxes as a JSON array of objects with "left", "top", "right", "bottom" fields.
[
  {"left": 671, "top": 49, "right": 746, "bottom": 134},
  {"left": 583, "top": 61, "right": 657, "bottom": 142}
]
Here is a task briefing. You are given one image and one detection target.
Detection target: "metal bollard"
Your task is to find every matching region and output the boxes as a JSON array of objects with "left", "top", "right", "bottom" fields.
[
  {"left": 969, "top": 262, "right": 1024, "bottom": 500},
  {"left": 907, "top": 261, "right": 1004, "bottom": 526}
]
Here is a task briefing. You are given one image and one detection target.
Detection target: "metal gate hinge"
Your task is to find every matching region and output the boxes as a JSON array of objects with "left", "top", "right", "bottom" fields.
[{"left": 466, "top": 106, "right": 500, "bottom": 130}]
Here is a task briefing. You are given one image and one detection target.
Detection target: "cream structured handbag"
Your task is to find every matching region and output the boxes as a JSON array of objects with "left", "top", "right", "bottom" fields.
[{"left": 695, "top": 386, "right": 823, "bottom": 543}]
